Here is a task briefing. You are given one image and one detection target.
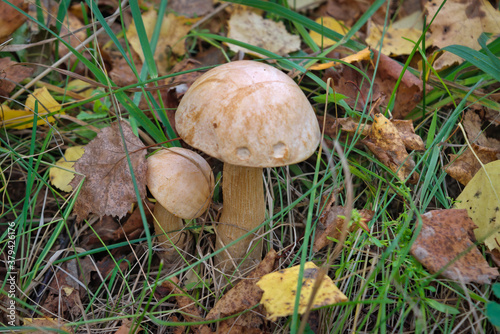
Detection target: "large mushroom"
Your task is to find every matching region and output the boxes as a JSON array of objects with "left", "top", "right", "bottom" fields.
[
  {"left": 175, "top": 61, "right": 321, "bottom": 272},
  {"left": 147, "top": 147, "right": 214, "bottom": 262}
]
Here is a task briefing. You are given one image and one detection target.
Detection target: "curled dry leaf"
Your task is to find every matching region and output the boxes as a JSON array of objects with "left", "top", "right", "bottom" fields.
[
  {"left": 362, "top": 113, "right": 422, "bottom": 183},
  {"left": 227, "top": 10, "right": 300, "bottom": 57},
  {"left": 324, "top": 50, "right": 427, "bottom": 118},
  {"left": 256, "top": 262, "right": 347, "bottom": 321},
  {"left": 70, "top": 121, "right": 147, "bottom": 221},
  {"left": 410, "top": 209, "right": 498, "bottom": 284},
  {"left": 463, "top": 111, "right": 500, "bottom": 150},
  {"left": 207, "top": 249, "right": 277, "bottom": 320},
  {"left": 314, "top": 206, "right": 373, "bottom": 252}
]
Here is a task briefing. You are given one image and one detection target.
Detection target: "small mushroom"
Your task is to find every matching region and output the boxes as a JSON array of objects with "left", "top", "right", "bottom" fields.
[
  {"left": 175, "top": 61, "right": 321, "bottom": 272},
  {"left": 147, "top": 147, "right": 214, "bottom": 262}
]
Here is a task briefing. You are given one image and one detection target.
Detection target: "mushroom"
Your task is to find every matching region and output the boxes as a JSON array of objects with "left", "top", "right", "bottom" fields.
[
  {"left": 175, "top": 61, "right": 321, "bottom": 271},
  {"left": 147, "top": 147, "right": 214, "bottom": 262}
]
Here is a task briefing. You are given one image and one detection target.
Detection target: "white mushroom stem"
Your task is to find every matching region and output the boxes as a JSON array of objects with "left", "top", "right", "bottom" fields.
[
  {"left": 216, "top": 163, "right": 265, "bottom": 271},
  {"left": 153, "top": 203, "right": 190, "bottom": 262}
]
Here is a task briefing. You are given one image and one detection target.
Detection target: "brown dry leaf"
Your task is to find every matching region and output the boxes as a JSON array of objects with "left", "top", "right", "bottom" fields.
[
  {"left": 168, "top": 0, "right": 213, "bottom": 17},
  {"left": 319, "top": 0, "right": 389, "bottom": 26},
  {"left": 361, "top": 113, "right": 422, "bottom": 183},
  {"left": 70, "top": 121, "right": 147, "bottom": 221},
  {"left": 325, "top": 50, "right": 427, "bottom": 118},
  {"left": 444, "top": 144, "right": 500, "bottom": 186},
  {"left": 463, "top": 111, "right": 500, "bottom": 150},
  {"left": 0, "top": 58, "right": 34, "bottom": 97},
  {"left": 227, "top": 10, "right": 301, "bottom": 57},
  {"left": 160, "top": 277, "right": 212, "bottom": 334},
  {"left": 410, "top": 209, "right": 498, "bottom": 284},
  {"left": 425, "top": 0, "right": 500, "bottom": 70},
  {"left": 314, "top": 206, "right": 373, "bottom": 252},
  {"left": 24, "top": 318, "right": 73, "bottom": 333},
  {"left": 0, "top": 0, "right": 28, "bottom": 42},
  {"left": 257, "top": 262, "right": 347, "bottom": 321},
  {"left": 207, "top": 249, "right": 277, "bottom": 320},
  {"left": 58, "top": 11, "right": 88, "bottom": 72},
  {"left": 114, "top": 319, "right": 142, "bottom": 334}
]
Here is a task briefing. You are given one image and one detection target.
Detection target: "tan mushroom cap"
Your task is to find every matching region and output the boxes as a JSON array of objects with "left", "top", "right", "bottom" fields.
[
  {"left": 147, "top": 147, "right": 214, "bottom": 219},
  {"left": 175, "top": 61, "right": 321, "bottom": 168}
]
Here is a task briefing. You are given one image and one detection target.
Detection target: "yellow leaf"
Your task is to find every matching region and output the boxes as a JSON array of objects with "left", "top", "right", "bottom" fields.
[
  {"left": 256, "top": 262, "right": 347, "bottom": 321},
  {"left": 127, "top": 9, "right": 199, "bottom": 73},
  {"left": 0, "top": 87, "right": 63, "bottom": 129},
  {"left": 308, "top": 47, "right": 371, "bottom": 70},
  {"left": 50, "top": 146, "right": 85, "bottom": 192},
  {"left": 310, "top": 17, "right": 349, "bottom": 47},
  {"left": 67, "top": 79, "right": 94, "bottom": 99},
  {"left": 456, "top": 160, "right": 500, "bottom": 251},
  {"left": 227, "top": 10, "right": 300, "bottom": 57},
  {"left": 366, "top": 24, "right": 423, "bottom": 56}
]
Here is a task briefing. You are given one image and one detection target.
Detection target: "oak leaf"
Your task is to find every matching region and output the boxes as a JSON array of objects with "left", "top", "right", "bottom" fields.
[
  {"left": 410, "top": 209, "right": 498, "bottom": 284},
  {"left": 70, "top": 121, "right": 147, "bottom": 221}
]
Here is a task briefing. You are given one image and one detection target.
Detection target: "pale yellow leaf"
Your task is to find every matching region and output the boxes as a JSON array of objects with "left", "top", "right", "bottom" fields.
[
  {"left": 366, "top": 24, "right": 423, "bottom": 56},
  {"left": 456, "top": 160, "right": 500, "bottom": 251},
  {"left": 50, "top": 146, "right": 85, "bottom": 192},
  {"left": 0, "top": 87, "right": 63, "bottom": 129},
  {"left": 256, "top": 262, "right": 347, "bottom": 321},
  {"left": 308, "top": 47, "right": 371, "bottom": 70},
  {"left": 227, "top": 10, "right": 300, "bottom": 57},
  {"left": 310, "top": 17, "right": 349, "bottom": 47}
]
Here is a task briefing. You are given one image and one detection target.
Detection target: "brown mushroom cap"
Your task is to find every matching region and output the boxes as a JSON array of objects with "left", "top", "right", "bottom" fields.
[
  {"left": 147, "top": 147, "right": 214, "bottom": 219},
  {"left": 175, "top": 61, "right": 321, "bottom": 168}
]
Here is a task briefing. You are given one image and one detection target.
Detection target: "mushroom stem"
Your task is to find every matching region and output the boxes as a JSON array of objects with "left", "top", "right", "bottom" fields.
[
  {"left": 216, "top": 163, "right": 266, "bottom": 272},
  {"left": 153, "top": 203, "right": 191, "bottom": 262}
]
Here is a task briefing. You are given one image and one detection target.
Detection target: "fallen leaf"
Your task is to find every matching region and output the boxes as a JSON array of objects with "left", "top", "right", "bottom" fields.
[
  {"left": 425, "top": 0, "right": 500, "bottom": 69},
  {"left": 70, "top": 121, "right": 147, "bottom": 221},
  {"left": 127, "top": 10, "right": 199, "bottom": 74},
  {"left": 207, "top": 249, "right": 277, "bottom": 320},
  {"left": 227, "top": 10, "right": 301, "bottom": 57},
  {"left": 310, "top": 17, "right": 350, "bottom": 47},
  {"left": 0, "top": 58, "right": 34, "bottom": 98},
  {"left": 0, "top": 0, "right": 28, "bottom": 43},
  {"left": 50, "top": 146, "right": 85, "bottom": 192},
  {"left": 319, "top": 0, "right": 389, "bottom": 26},
  {"left": 444, "top": 144, "right": 500, "bottom": 186},
  {"left": 410, "top": 209, "right": 498, "bottom": 284},
  {"left": 0, "top": 87, "right": 64, "bottom": 129},
  {"left": 314, "top": 206, "right": 373, "bottom": 252},
  {"left": 24, "top": 318, "right": 73, "bottom": 333},
  {"left": 114, "top": 319, "right": 143, "bottom": 334},
  {"left": 455, "top": 160, "right": 500, "bottom": 251},
  {"left": 168, "top": 0, "right": 213, "bottom": 17},
  {"left": 308, "top": 47, "right": 371, "bottom": 71},
  {"left": 287, "top": 0, "right": 323, "bottom": 12},
  {"left": 324, "top": 50, "right": 427, "bottom": 118},
  {"left": 463, "top": 111, "right": 500, "bottom": 150},
  {"left": 256, "top": 262, "right": 347, "bottom": 321},
  {"left": 366, "top": 24, "right": 424, "bottom": 56},
  {"left": 361, "top": 113, "right": 421, "bottom": 183}
]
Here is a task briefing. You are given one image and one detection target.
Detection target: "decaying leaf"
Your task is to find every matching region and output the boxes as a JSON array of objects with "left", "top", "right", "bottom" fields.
[
  {"left": 24, "top": 318, "right": 73, "bottom": 333},
  {"left": 362, "top": 113, "right": 422, "bottom": 183},
  {"left": 256, "top": 262, "right": 347, "bottom": 321},
  {"left": 0, "top": 0, "right": 28, "bottom": 43},
  {"left": 227, "top": 10, "right": 300, "bottom": 57},
  {"left": 207, "top": 249, "right": 277, "bottom": 321},
  {"left": 314, "top": 206, "right": 373, "bottom": 252},
  {"left": 444, "top": 144, "right": 500, "bottom": 186},
  {"left": 310, "top": 17, "right": 350, "bottom": 47},
  {"left": 463, "top": 111, "right": 500, "bottom": 150},
  {"left": 0, "top": 87, "right": 64, "bottom": 129},
  {"left": 410, "top": 209, "right": 498, "bottom": 284},
  {"left": 0, "top": 58, "right": 34, "bottom": 97},
  {"left": 324, "top": 50, "right": 427, "bottom": 118},
  {"left": 455, "top": 160, "right": 500, "bottom": 251},
  {"left": 425, "top": 0, "right": 500, "bottom": 69},
  {"left": 50, "top": 146, "right": 85, "bottom": 192},
  {"left": 168, "top": 0, "right": 213, "bottom": 17},
  {"left": 70, "top": 121, "right": 147, "bottom": 221}
]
